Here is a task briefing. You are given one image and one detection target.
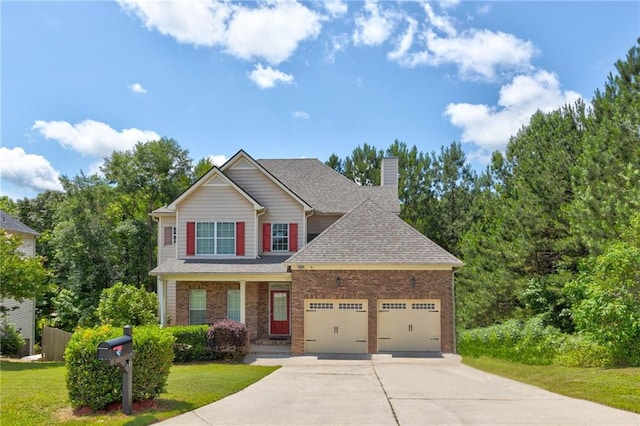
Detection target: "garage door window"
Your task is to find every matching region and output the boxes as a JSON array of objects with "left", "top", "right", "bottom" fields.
[
  {"left": 339, "top": 302, "right": 363, "bottom": 310},
  {"left": 412, "top": 302, "right": 436, "bottom": 310},
  {"left": 381, "top": 302, "right": 406, "bottom": 310},
  {"left": 309, "top": 302, "right": 333, "bottom": 309}
]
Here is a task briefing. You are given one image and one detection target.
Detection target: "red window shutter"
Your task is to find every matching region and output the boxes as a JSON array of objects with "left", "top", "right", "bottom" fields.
[
  {"left": 289, "top": 223, "right": 298, "bottom": 252},
  {"left": 262, "top": 223, "right": 271, "bottom": 252},
  {"left": 164, "top": 226, "right": 173, "bottom": 246},
  {"left": 186, "top": 222, "right": 195, "bottom": 255},
  {"left": 236, "top": 222, "right": 245, "bottom": 256}
]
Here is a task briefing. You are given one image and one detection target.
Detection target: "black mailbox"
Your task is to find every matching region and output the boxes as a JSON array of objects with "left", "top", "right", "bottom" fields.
[
  {"left": 97, "top": 335, "right": 133, "bottom": 365},
  {"left": 96, "top": 325, "right": 134, "bottom": 415}
]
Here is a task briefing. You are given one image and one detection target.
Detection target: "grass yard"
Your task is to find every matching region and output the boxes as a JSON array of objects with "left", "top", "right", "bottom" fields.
[
  {"left": 463, "top": 356, "right": 640, "bottom": 414},
  {"left": 0, "top": 360, "right": 278, "bottom": 425}
]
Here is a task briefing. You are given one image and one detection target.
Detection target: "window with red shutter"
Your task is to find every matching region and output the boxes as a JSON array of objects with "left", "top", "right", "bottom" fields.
[
  {"left": 164, "top": 226, "right": 173, "bottom": 246},
  {"left": 262, "top": 223, "right": 271, "bottom": 252},
  {"left": 186, "top": 222, "right": 195, "bottom": 255},
  {"left": 289, "top": 223, "right": 298, "bottom": 252},
  {"left": 236, "top": 222, "right": 245, "bottom": 256}
]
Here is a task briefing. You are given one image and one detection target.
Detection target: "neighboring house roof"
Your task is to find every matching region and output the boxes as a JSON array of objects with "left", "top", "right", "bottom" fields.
[
  {"left": 150, "top": 256, "right": 290, "bottom": 276},
  {"left": 257, "top": 158, "right": 401, "bottom": 214},
  {"left": 0, "top": 210, "right": 39, "bottom": 236},
  {"left": 286, "top": 199, "right": 463, "bottom": 266}
]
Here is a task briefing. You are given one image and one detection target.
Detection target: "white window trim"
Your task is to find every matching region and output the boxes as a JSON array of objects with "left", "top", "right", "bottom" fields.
[
  {"left": 172, "top": 226, "right": 177, "bottom": 245},
  {"left": 271, "top": 223, "right": 289, "bottom": 252},
  {"left": 196, "top": 221, "right": 236, "bottom": 256}
]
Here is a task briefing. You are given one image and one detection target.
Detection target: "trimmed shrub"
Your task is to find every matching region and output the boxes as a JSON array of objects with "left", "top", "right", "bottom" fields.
[
  {"left": 207, "top": 319, "right": 248, "bottom": 361},
  {"left": 167, "top": 325, "right": 214, "bottom": 362},
  {"left": 0, "top": 322, "right": 25, "bottom": 357},
  {"left": 65, "top": 325, "right": 174, "bottom": 411}
]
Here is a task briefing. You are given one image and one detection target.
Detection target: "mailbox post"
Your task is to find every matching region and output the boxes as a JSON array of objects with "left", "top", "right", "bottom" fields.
[{"left": 97, "top": 325, "right": 134, "bottom": 415}]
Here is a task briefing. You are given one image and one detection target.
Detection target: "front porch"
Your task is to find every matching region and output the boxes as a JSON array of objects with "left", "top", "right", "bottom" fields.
[{"left": 152, "top": 256, "right": 293, "bottom": 343}]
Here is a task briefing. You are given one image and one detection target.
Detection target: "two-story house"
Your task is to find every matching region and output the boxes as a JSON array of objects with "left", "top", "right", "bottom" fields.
[
  {"left": 150, "top": 150, "right": 462, "bottom": 355},
  {"left": 0, "top": 210, "right": 39, "bottom": 356}
]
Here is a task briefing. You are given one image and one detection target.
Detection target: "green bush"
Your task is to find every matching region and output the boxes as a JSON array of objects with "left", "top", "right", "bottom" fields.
[
  {"left": 167, "top": 325, "right": 214, "bottom": 362},
  {"left": 207, "top": 319, "right": 248, "bottom": 361},
  {"left": 65, "top": 325, "right": 174, "bottom": 411},
  {"left": 0, "top": 322, "right": 25, "bottom": 356},
  {"left": 96, "top": 282, "right": 158, "bottom": 326},
  {"left": 556, "top": 335, "right": 613, "bottom": 368},
  {"left": 458, "top": 316, "right": 564, "bottom": 365}
]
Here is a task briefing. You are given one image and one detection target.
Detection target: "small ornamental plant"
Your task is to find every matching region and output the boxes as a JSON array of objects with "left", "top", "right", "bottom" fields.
[{"left": 206, "top": 319, "right": 248, "bottom": 361}]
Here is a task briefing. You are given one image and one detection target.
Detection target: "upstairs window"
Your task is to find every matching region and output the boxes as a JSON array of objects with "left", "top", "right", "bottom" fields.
[
  {"left": 272, "top": 223, "right": 289, "bottom": 251},
  {"left": 196, "top": 222, "right": 235, "bottom": 255}
]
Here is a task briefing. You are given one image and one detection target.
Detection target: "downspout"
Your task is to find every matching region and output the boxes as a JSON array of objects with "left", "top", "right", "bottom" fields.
[{"left": 256, "top": 208, "right": 265, "bottom": 258}]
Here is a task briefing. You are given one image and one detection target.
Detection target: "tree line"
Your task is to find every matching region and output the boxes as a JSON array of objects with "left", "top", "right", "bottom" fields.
[{"left": 2, "top": 40, "right": 638, "bottom": 352}]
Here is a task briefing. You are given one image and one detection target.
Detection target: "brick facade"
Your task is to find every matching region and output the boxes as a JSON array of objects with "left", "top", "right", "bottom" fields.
[
  {"left": 290, "top": 269, "right": 455, "bottom": 355},
  {"left": 175, "top": 281, "right": 271, "bottom": 341}
]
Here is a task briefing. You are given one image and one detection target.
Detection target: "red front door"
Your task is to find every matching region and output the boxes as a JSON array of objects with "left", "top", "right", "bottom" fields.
[{"left": 270, "top": 290, "right": 290, "bottom": 335}]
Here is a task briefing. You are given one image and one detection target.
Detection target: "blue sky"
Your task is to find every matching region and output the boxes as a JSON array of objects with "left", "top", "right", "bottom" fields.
[{"left": 2, "top": 1, "right": 639, "bottom": 200}]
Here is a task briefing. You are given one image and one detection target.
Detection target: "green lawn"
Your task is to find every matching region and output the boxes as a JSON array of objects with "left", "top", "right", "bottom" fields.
[
  {"left": 0, "top": 360, "right": 278, "bottom": 426},
  {"left": 463, "top": 356, "right": 640, "bottom": 414}
]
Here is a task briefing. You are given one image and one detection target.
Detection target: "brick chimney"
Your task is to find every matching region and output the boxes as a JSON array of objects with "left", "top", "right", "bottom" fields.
[{"left": 381, "top": 157, "right": 398, "bottom": 190}]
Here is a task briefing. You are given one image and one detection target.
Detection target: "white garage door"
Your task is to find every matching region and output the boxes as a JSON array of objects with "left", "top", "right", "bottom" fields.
[
  {"left": 304, "top": 299, "right": 368, "bottom": 354},
  {"left": 377, "top": 299, "right": 441, "bottom": 352}
]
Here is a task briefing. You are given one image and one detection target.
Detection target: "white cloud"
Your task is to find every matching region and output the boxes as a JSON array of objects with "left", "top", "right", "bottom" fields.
[
  {"left": 324, "top": 0, "right": 348, "bottom": 18},
  {"left": 118, "top": 0, "right": 321, "bottom": 66},
  {"left": 353, "top": 0, "right": 398, "bottom": 46},
  {"left": 390, "top": 28, "right": 536, "bottom": 80},
  {"left": 118, "top": 0, "right": 230, "bottom": 46},
  {"left": 207, "top": 154, "right": 227, "bottom": 166},
  {"left": 421, "top": 2, "right": 456, "bottom": 37},
  {"left": 129, "top": 83, "right": 147, "bottom": 93},
  {"left": 445, "top": 70, "right": 582, "bottom": 151},
  {"left": 32, "top": 119, "right": 161, "bottom": 157},
  {"left": 325, "top": 33, "right": 349, "bottom": 63},
  {"left": 0, "top": 147, "right": 63, "bottom": 192},
  {"left": 292, "top": 111, "right": 310, "bottom": 119},
  {"left": 248, "top": 64, "right": 294, "bottom": 89}
]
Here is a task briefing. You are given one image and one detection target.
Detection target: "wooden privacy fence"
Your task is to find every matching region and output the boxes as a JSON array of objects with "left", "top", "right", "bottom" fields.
[{"left": 42, "top": 326, "right": 72, "bottom": 361}]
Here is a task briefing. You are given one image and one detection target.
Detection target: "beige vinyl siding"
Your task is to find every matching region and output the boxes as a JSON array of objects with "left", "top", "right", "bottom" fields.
[
  {"left": 167, "top": 280, "right": 176, "bottom": 325},
  {"left": 3, "top": 298, "right": 35, "bottom": 354},
  {"left": 307, "top": 214, "right": 342, "bottom": 236},
  {"left": 159, "top": 217, "right": 177, "bottom": 263},
  {"left": 17, "top": 234, "right": 36, "bottom": 258},
  {"left": 226, "top": 167, "right": 305, "bottom": 253},
  {"left": 177, "top": 184, "right": 256, "bottom": 258}
]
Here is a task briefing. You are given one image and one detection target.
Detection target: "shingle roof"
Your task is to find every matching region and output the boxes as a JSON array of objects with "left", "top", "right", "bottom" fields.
[
  {"left": 257, "top": 158, "right": 400, "bottom": 214},
  {"left": 286, "top": 199, "right": 463, "bottom": 266},
  {"left": 0, "top": 210, "right": 39, "bottom": 236},
  {"left": 150, "top": 256, "right": 290, "bottom": 276}
]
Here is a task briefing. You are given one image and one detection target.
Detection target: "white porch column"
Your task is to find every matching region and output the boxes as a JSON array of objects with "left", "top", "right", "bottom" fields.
[
  {"left": 239, "top": 280, "right": 247, "bottom": 325},
  {"left": 157, "top": 279, "right": 168, "bottom": 327}
]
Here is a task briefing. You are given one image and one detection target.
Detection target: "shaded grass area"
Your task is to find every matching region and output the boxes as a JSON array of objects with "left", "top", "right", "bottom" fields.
[
  {"left": 463, "top": 356, "right": 640, "bottom": 414},
  {"left": 0, "top": 360, "right": 278, "bottom": 425}
]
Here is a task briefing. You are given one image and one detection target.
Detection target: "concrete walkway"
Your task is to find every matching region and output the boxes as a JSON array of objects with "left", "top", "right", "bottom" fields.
[{"left": 158, "top": 354, "right": 640, "bottom": 425}]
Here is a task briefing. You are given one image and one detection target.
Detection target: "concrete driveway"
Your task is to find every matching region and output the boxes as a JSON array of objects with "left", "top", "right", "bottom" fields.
[{"left": 159, "top": 354, "right": 640, "bottom": 425}]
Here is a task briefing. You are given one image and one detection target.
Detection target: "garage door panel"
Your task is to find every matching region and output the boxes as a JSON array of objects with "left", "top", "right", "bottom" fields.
[
  {"left": 377, "top": 299, "right": 441, "bottom": 352},
  {"left": 304, "top": 299, "right": 368, "bottom": 354}
]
